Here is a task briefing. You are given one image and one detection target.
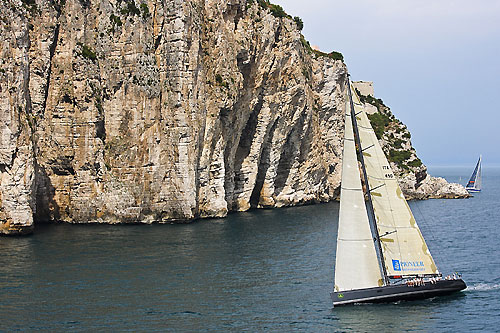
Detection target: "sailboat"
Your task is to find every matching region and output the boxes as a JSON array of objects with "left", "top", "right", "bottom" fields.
[
  {"left": 465, "top": 156, "right": 482, "bottom": 192},
  {"left": 331, "top": 81, "right": 466, "bottom": 306}
]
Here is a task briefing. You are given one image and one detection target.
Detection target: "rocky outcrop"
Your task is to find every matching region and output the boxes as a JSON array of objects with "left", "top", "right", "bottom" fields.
[
  {"left": 415, "top": 177, "right": 470, "bottom": 199},
  {"left": 352, "top": 83, "right": 469, "bottom": 200},
  {"left": 0, "top": 0, "right": 466, "bottom": 235}
]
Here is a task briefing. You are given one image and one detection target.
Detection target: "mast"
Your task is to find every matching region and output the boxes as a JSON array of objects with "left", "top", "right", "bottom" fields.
[
  {"left": 347, "top": 80, "right": 390, "bottom": 286},
  {"left": 476, "top": 155, "right": 482, "bottom": 190}
]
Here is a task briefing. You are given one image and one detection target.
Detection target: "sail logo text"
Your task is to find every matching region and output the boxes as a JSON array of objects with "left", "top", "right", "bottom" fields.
[{"left": 392, "top": 260, "right": 425, "bottom": 271}]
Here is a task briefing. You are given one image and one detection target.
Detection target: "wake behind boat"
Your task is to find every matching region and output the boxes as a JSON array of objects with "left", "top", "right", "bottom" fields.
[
  {"left": 331, "top": 81, "right": 466, "bottom": 307},
  {"left": 466, "top": 156, "right": 482, "bottom": 193}
]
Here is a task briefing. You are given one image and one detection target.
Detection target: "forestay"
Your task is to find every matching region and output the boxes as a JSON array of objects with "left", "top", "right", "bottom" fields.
[
  {"left": 334, "top": 97, "right": 384, "bottom": 292},
  {"left": 350, "top": 86, "right": 439, "bottom": 277}
]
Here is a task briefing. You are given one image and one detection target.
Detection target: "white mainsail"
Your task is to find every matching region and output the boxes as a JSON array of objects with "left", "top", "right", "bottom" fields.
[
  {"left": 476, "top": 158, "right": 482, "bottom": 190},
  {"left": 334, "top": 97, "right": 384, "bottom": 292},
  {"left": 350, "top": 85, "right": 439, "bottom": 277}
]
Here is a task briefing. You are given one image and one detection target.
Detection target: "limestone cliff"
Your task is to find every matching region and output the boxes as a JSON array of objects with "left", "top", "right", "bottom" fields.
[
  {"left": 0, "top": 0, "right": 466, "bottom": 235},
  {"left": 0, "top": 0, "right": 36, "bottom": 234}
]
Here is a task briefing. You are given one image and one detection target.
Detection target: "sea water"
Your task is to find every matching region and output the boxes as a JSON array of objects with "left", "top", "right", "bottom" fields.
[{"left": 1, "top": 167, "right": 499, "bottom": 331}]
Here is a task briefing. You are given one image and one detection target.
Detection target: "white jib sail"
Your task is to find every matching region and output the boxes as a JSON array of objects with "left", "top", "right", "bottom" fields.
[
  {"left": 351, "top": 86, "right": 439, "bottom": 277},
  {"left": 476, "top": 156, "right": 482, "bottom": 190},
  {"left": 334, "top": 97, "right": 384, "bottom": 292}
]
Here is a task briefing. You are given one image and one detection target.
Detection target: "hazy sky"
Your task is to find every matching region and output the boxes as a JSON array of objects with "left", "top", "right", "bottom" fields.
[{"left": 277, "top": 0, "right": 500, "bottom": 166}]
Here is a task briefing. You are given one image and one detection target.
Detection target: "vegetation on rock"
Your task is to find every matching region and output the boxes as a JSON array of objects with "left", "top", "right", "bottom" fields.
[
  {"left": 248, "top": 0, "right": 288, "bottom": 18},
  {"left": 120, "top": 1, "right": 140, "bottom": 16},
  {"left": 367, "top": 112, "right": 392, "bottom": 139},
  {"left": 215, "top": 74, "right": 229, "bottom": 89},
  {"left": 300, "top": 35, "right": 344, "bottom": 62},
  {"left": 312, "top": 49, "right": 343, "bottom": 61},
  {"left": 140, "top": 3, "right": 150, "bottom": 20},
  {"left": 267, "top": 3, "right": 287, "bottom": 18},
  {"left": 109, "top": 14, "right": 123, "bottom": 31},
  {"left": 356, "top": 88, "right": 387, "bottom": 114},
  {"left": 21, "top": 0, "right": 39, "bottom": 15},
  {"left": 76, "top": 42, "right": 97, "bottom": 62},
  {"left": 294, "top": 16, "right": 303, "bottom": 31}
]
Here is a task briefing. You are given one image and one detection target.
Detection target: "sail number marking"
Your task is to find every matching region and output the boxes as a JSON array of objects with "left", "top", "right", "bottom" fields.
[{"left": 381, "top": 166, "right": 393, "bottom": 178}]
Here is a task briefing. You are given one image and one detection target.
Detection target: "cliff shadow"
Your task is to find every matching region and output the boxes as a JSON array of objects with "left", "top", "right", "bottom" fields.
[
  {"left": 249, "top": 121, "right": 277, "bottom": 208},
  {"left": 274, "top": 111, "right": 306, "bottom": 197},
  {"left": 34, "top": 165, "right": 60, "bottom": 223}
]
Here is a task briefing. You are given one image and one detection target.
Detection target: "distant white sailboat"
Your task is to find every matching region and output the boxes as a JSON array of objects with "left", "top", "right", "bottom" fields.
[
  {"left": 465, "top": 156, "right": 482, "bottom": 193},
  {"left": 331, "top": 81, "right": 466, "bottom": 306}
]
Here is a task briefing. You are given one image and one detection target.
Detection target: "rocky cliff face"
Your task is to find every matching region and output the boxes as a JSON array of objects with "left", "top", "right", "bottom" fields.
[
  {"left": 0, "top": 1, "right": 37, "bottom": 234},
  {"left": 0, "top": 0, "right": 466, "bottom": 235}
]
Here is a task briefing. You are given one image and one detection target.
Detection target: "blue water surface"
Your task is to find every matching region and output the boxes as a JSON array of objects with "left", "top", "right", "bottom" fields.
[{"left": 0, "top": 167, "right": 499, "bottom": 331}]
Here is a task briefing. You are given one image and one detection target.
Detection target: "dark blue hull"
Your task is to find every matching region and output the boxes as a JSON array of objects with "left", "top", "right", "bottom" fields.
[{"left": 331, "top": 279, "right": 466, "bottom": 306}]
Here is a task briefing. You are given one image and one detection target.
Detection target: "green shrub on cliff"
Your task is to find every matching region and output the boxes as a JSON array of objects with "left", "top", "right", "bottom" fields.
[
  {"left": 392, "top": 138, "right": 404, "bottom": 149},
  {"left": 120, "top": 1, "right": 140, "bottom": 16},
  {"left": 82, "top": 45, "right": 97, "bottom": 61},
  {"left": 294, "top": 16, "right": 304, "bottom": 30},
  {"left": 300, "top": 35, "right": 311, "bottom": 50},
  {"left": 140, "top": 3, "right": 150, "bottom": 19},
  {"left": 215, "top": 74, "right": 229, "bottom": 88},
  {"left": 367, "top": 112, "right": 391, "bottom": 139},
  {"left": 249, "top": 0, "right": 290, "bottom": 19},
  {"left": 312, "top": 49, "right": 344, "bottom": 61},
  {"left": 110, "top": 14, "right": 123, "bottom": 31},
  {"left": 389, "top": 149, "right": 412, "bottom": 165},
  {"left": 76, "top": 42, "right": 97, "bottom": 62},
  {"left": 268, "top": 3, "right": 287, "bottom": 18},
  {"left": 300, "top": 35, "right": 344, "bottom": 62},
  {"left": 408, "top": 158, "right": 423, "bottom": 168},
  {"left": 21, "top": 0, "right": 39, "bottom": 15},
  {"left": 356, "top": 88, "right": 387, "bottom": 113}
]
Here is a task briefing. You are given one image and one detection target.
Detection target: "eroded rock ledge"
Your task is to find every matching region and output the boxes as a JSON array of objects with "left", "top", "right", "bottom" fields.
[{"left": 0, "top": 0, "right": 467, "bottom": 235}]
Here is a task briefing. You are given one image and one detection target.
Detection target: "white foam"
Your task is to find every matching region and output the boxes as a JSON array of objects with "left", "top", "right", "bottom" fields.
[{"left": 466, "top": 283, "right": 500, "bottom": 291}]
